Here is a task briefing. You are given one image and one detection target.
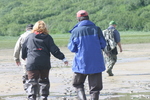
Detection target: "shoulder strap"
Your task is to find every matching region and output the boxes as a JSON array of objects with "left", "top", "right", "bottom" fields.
[
  {"left": 97, "top": 26, "right": 103, "bottom": 39},
  {"left": 108, "top": 29, "right": 115, "bottom": 39}
]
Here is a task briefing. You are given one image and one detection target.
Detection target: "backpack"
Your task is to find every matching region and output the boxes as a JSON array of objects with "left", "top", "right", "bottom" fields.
[{"left": 103, "top": 29, "right": 117, "bottom": 53}]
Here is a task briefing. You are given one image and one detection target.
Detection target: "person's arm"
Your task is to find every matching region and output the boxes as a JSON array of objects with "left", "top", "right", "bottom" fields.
[
  {"left": 13, "top": 37, "right": 22, "bottom": 66},
  {"left": 49, "top": 38, "right": 65, "bottom": 59},
  {"left": 50, "top": 40, "right": 68, "bottom": 65},
  {"left": 21, "top": 37, "right": 28, "bottom": 60},
  {"left": 114, "top": 30, "right": 123, "bottom": 52},
  {"left": 117, "top": 42, "right": 122, "bottom": 52},
  {"left": 68, "top": 32, "right": 78, "bottom": 53},
  {"left": 48, "top": 36, "right": 68, "bottom": 65}
]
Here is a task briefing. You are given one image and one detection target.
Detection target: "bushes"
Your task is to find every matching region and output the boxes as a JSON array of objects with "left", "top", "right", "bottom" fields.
[
  {"left": 0, "top": 0, "right": 150, "bottom": 36},
  {"left": 125, "top": 0, "right": 150, "bottom": 11}
]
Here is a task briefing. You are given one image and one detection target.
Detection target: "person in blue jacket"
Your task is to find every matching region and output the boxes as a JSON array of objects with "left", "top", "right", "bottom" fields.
[
  {"left": 68, "top": 10, "right": 106, "bottom": 100},
  {"left": 22, "top": 20, "right": 68, "bottom": 100}
]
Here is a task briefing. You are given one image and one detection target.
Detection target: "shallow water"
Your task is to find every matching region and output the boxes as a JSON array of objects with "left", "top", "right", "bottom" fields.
[
  {"left": 0, "top": 47, "right": 150, "bottom": 100},
  {"left": 0, "top": 59, "right": 150, "bottom": 100},
  {"left": 117, "top": 57, "right": 150, "bottom": 63},
  {"left": 1, "top": 92, "right": 150, "bottom": 100}
]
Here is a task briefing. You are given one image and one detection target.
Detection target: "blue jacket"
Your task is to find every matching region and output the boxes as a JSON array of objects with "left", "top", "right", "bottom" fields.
[{"left": 68, "top": 20, "right": 106, "bottom": 74}]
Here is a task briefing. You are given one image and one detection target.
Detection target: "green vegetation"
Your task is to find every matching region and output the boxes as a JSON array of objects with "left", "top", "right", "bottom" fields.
[
  {"left": 121, "top": 31, "right": 150, "bottom": 44},
  {"left": 0, "top": 36, "right": 18, "bottom": 49},
  {"left": 0, "top": 32, "right": 150, "bottom": 49},
  {"left": 0, "top": 0, "right": 150, "bottom": 36},
  {"left": 0, "top": 34, "right": 70, "bottom": 49}
]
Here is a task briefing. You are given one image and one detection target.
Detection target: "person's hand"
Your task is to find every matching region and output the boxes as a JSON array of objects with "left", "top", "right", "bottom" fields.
[
  {"left": 16, "top": 61, "right": 21, "bottom": 66},
  {"left": 120, "top": 48, "right": 123, "bottom": 52},
  {"left": 63, "top": 58, "right": 68, "bottom": 66},
  {"left": 64, "top": 61, "right": 68, "bottom": 66}
]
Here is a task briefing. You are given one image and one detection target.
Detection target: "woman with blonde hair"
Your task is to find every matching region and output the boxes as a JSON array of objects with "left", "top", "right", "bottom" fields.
[
  {"left": 31, "top": 20, "right": 49, "bottom": 35},
  {"left": 22, "top": 20, "right": 68, "bottom": 100}
]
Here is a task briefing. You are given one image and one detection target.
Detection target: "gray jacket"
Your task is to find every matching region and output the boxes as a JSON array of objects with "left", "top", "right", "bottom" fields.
[{"left": 13, "top": 31, "right": 31, "bottom": 65}]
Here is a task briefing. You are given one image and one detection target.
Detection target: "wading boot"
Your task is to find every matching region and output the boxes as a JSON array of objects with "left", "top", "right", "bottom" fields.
[
  {"left": 41, "top": 95, "right": 48, "bottom": 100},
  {"left": 26, "top": 79, "right": 39, "bottom": 100},
  {"left": 22, "top": 74, "right": 28, "bottom": 90},
  {"left": 91, "top": 93, "right": 99, "bottom": 100},
  {"left": 39, "top": 78, "right": 49, "bottom": 100},
  {"left": 28, "top": 95, "right": 36, "bottom": 100},
  {"left": 77, "top": 88, "right": 87, "bottom": 100}
]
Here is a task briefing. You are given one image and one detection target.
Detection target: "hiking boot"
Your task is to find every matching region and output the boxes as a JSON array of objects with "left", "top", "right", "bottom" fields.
[
  {"left": 107, "top": 70, "right": 114, "bottom": 76},
  {"left": 108, "top": 73, "right": 114, "bottom": 76}
]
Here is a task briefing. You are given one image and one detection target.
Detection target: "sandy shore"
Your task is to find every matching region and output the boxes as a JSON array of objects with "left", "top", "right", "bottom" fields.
[{"left": 0, "top": 43, "right": 150, "bottom": 100}]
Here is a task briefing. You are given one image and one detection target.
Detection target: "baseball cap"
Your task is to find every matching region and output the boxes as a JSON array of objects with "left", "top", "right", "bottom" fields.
[
  {"left": 109, "top": 21, "right": 117, "bottom": 25},
  {"left": 26, "top": 24, "right": 33, "bottom": 29},
  {"left": 76, "top": 10, "right": 88, "bottom": 17}
]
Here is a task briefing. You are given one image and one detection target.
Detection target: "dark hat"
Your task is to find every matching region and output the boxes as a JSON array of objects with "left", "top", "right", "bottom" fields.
[
  {"left": 26, "top": 24, "right": 33, "bottom": 29},
  {"left": 76, "top": 10, "right": 88, "bottom": 17}
]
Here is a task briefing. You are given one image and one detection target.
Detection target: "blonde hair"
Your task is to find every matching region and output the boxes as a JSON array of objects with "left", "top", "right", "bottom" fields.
[{"left": 32, "top": 20, "right": 49, "bottom": 34}]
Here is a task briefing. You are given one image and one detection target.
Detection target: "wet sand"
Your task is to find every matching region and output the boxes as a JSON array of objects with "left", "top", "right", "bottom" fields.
[{"left": 0, "top": 43, "right": 150, "bottom": 100}]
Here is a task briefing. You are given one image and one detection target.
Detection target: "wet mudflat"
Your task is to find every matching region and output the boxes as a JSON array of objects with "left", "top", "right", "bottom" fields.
[{"left": 0, "top": 43, "right": 150, "bottom": 100}]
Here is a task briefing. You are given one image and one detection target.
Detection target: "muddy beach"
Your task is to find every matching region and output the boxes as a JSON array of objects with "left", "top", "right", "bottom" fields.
[{"left": 0, "top": 43, "right": 150, "bottom": 100}]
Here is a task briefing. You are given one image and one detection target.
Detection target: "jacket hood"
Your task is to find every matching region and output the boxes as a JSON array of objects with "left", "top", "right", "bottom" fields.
[
  {"left": 35, "top": 33, "right": 49, "bottom": 39},
  {"left": 69, "top": 20, "right": 95, "bottom": 33},
  {"left": 78, "top": 20, "right": 95, "bottom": 26}
]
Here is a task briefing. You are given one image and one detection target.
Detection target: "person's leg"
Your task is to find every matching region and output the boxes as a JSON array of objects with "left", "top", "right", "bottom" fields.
[
  {"left": 39, "top": 70, "right": 50, "bottom": 100},
  {"left": 22, "top": 64, "right": 28, "bottom": 91},
  {"left": 104, "top": 53, "right": 111, "bottom": 74},
  {"left": 88, "top": 73, "right": 103, "bottom": 100},
  {"left": 106, "top": 54, "right": 117, "bottom": 76},
  {"left": 26, "top": 70, "right": 40, "bottom": 100},
  {"left": 72, "top": 72, "right": 87, "bottom": 100}
]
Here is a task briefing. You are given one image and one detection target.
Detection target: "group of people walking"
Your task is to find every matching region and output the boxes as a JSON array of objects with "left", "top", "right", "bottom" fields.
[{"left": 13, "top": 10, "right": 122, "bottom": 100}]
